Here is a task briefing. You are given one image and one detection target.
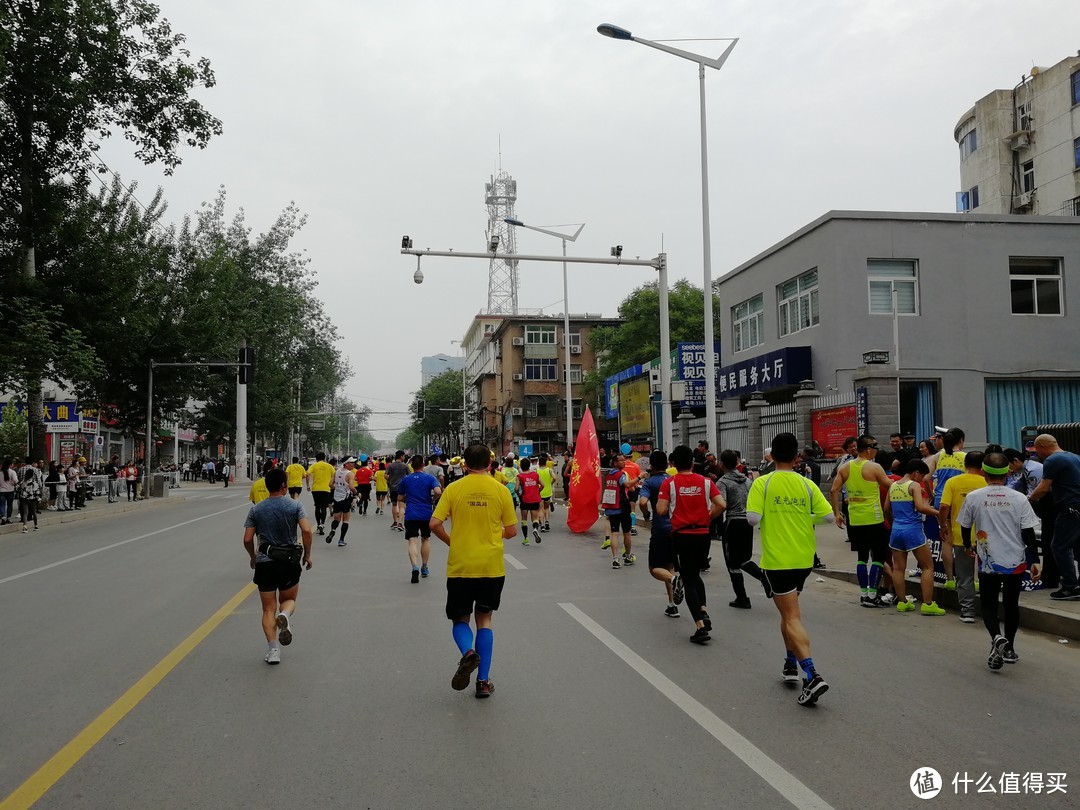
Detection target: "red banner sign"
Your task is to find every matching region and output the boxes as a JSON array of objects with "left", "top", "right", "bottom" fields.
[{"left": 811, "top": 405, "right": 858, "bottom": 458}]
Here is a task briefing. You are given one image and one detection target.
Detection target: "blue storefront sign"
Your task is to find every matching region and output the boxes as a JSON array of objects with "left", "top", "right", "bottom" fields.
[
  {"left": 604, "top": 364, "right": 644, "bottom": 420},
  {"left": 676, "top": 342, "right": 720, "bottom": 409},
  {"left": 714, "top": 346, "right": 812, "bottom": 399},
  {"left": 0, "top": 401, "right": 81, "bottom": 433}
]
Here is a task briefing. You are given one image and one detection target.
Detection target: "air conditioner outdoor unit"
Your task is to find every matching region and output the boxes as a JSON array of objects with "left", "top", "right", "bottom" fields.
[
  {"left": 512, "top": 373, "right": 524, "bottom": 381},
  {"left": 511, "top": 407, "right": 524, "bottom": 416},
  {"left": 1010, "top": 131, "right": 1032, "bottom": 150},
  {"left": 570, "top": 346, "right": 582, "bottom": 355},
  {"left": 1017, "top": 191, "right": 1034, "bottom": 208},
  {"left": 512, "top": 337, "right": 525, "bottom": 346}
]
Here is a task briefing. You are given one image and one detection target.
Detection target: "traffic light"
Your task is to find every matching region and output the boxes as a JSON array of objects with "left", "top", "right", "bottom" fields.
[
  {"left": 238, "top": 347, "right": 256, "bottom": 384},
  {"left": 416, "top": 399, "right": 425, "bottom": 420}
]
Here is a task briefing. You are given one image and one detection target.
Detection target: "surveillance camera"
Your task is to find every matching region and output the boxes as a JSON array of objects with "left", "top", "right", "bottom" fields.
[
  {"left": 488, "top": 235, "right": 500, "bottom": 253},
  {"left": 413, "top": 268, "right": 424, "bottom": 284},
  {"left": 401, "top": 235, "right": 413, "bottom": 250},
  {"left": 610, "top": 245, "right": 623, "bottom": 258}
]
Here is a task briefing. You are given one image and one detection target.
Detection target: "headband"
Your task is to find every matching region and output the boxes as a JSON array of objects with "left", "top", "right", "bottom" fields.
[{"left": 982, "top": 462, "right": 1009, "bottom": 476}]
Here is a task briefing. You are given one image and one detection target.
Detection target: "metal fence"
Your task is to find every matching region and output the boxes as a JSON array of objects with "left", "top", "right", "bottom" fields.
[{"left": 761, "top": 401, "right": 797, "bottom": 450}]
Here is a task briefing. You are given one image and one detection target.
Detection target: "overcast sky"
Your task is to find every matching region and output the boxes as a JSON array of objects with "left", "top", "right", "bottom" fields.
[{"left": 97, "top": 0, "right": 1080, "bottom": 444}]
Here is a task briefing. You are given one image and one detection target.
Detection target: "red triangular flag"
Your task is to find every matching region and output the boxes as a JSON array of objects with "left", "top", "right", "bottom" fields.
[{"left": 566, "top": 405, "right": 601, "bottom": 533}]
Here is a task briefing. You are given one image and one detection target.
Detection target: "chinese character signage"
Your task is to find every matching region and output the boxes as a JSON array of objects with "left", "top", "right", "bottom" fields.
[
  {"left": 0, "top": 401, "right": 81, "bottom": 433},
  {"left": 714, "top": 347, "right": 812, "bottom": 399},
  {"left": 676, "top": 342, "right": 720, "bottom": 410},
  {"left": 811, "top": 405, "right": 858, "bottom": 458}
]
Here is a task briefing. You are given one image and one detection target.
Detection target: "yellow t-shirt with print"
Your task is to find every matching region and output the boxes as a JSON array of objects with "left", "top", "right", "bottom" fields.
[
  {"left": 307, "top": 460, "right": 335, "bottom": 492},
  {"left": 374, "top": 469, "right": 388, "bottom": 492},
  {"left": 941, "top": 473, "right": 985, "bottom": 546},
  {"left": 285, "top": 463, "right": 306, "bottom": 489},
  {"left": 433, "top": 474, "right": 517, "bottom": 578},
  {"left": 249, "top": 477, "right": 270, "bottom": 504}
]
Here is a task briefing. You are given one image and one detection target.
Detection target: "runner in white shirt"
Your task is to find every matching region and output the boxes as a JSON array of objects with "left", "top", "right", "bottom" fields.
[{"left": 326, "top": 457, "right": 357, "bottom": 547}]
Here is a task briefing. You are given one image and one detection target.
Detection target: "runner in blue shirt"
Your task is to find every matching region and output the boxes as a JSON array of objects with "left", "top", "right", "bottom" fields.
[
  {"left": 397, "top": 455, "right": 443, "bottom": 583},
  {"left": 639, "top": 451, "right": 679, "bottom": 617}
]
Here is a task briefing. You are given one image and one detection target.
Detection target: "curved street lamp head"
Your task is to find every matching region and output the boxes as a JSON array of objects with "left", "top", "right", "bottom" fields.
[
  {"left": 413, "top": 267, "right": 424, "bottom": 284},
  {"left": 503, "top": 217, "right": 524, "bottom": 226},
  {"left": 597, "top": 23, "right": 633, "bottom": 40}
]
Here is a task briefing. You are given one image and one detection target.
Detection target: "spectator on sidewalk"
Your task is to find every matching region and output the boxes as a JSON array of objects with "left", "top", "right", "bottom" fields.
[
  {"left": 17, "top": 465, "right": 42, "bottom": 533},
  {"left": 0, "top": 459, "right": 17, "bottom": 525},
  {"left": 104, "top": 455, "right": 120, "bottom": 503}
]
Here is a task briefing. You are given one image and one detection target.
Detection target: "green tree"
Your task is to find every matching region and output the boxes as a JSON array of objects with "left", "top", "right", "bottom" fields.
[
  {"left": 0, "top": 402, "right": 29, "bottom": 460},
  {"left": 410, "top": 369, "right": 467, "bottom": 453},
  {"left": 582, "top": 279, "right": 720, "bottom": 407},
  {"left": 0, "top": 0, "right": 221, "bottom": 459},
  {"left": 394, "top": 427, "right": 423, "bottom": 455}
]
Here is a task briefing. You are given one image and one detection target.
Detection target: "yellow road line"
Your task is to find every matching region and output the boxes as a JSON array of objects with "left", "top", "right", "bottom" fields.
[{"left": 0, "top": 583, "right": 256, "bottom": 810}]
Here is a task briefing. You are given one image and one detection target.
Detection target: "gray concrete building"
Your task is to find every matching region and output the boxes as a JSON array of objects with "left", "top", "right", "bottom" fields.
[
  {"left": 714, "top": 210, "right": 1080, "bottom": 448},
  {"left": 954, "top": 53, "right": 1080, "bottom": 216}
]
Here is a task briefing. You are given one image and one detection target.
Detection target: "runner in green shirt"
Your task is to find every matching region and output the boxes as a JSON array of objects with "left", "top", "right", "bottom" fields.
[{"left": 747, "top": 432, "right": 834, "bottom": 707}]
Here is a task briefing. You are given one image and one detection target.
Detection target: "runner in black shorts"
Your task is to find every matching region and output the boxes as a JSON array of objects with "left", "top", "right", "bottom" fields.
[
  {"left": 444, "top": 577, "right": 505, "bottom": 620},
  {"left": 639, "top": 451, "right": 680, "bottom": 617},
  {"left": 760, "top": 567, "right": 812, "bottom": 598},
  {"left": 326, "top": 458, "right": 357, "bottom": 547}
]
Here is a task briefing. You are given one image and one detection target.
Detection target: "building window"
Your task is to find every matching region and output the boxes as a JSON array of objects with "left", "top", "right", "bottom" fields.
[
  {"left": 565, "top": 363, "right": 582, "bottom": 384},
  {"left": 1072, "top": 69, "right": 1080, "bottom": 105},
  {"left": 1022, "top": 161, "right": 1034, "bottom": 193},
  {"left": 777, "top": 269, "right": 819, "bottom": 337},
  {"left": 483, "top": 323, "right": 495, "bottom": 334},
  {"left": 527, "top": 400, "right": 554, "bottom": 417},
  {"left": 571, "top": 399, "right": 583, "bottom": 419},
  {"left": 867, "top": 260, "right": 918, "bottom": 315},
  {"left": 958, "top": 129, "right": 977, "bottom": 159},
  {"left": 1074, "top": 137, "right": 1080, "bottom": 169},
  {"left": 731, "top": 294, "right": 764, "bottom": 353},
  {"left": 1010, "top": 257, "right": 1062, "bottom": 315},
  {"left": 525, "top": 325, "right": 556, "bottom": 344},
  {"left": 956, "top": 186, "right": 979, "bottom": 212},
  {"left": 524, "top": 358, "right": 558, "bottom": 380},
  {"left": 1017, "top": 101, "right": 1033, "bottom": 131},
  {"left": 568, "top": 331, "right": 581, "bottom": 348}
]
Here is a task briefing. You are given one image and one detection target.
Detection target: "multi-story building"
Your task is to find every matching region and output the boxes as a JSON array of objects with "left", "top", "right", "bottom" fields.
[
  {"left": 420, "top": 354, "right": 464, "bottom": 387},
  {"left": 954, "top": 53, "right": 1080, "bottom": 216},
  {"left": 714, "top": 210, "right": 1080, "bottom": 448},
  {"left": 468, "top": 313, "right": 622, "bottom": 456}
]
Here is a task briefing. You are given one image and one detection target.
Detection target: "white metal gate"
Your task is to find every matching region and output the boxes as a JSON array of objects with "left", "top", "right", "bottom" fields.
[{"left": 761, "top": 401, "right": 797, "bottom": 450}]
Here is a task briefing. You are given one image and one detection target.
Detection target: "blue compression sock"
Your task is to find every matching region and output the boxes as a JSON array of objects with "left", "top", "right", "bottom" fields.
[
  {"left": 476, "top": 628, "right": 494, "bottom": 681},
  {"left": 452, "top": 622, "right": 474, "bottom": 655},
  {"left": 869, "top": 561, "right": 883, "bottom": 590},
  {"left": 799, "top": 657, "right": 817, "bottom": 679},
  {"left": 630, "top": 512, "right": 637, "bottom": 529},
  {"left": 785, "top": 650, "right": 797, "bottom": 666},
  {"left": 856, "top": 563, "right": 868, "bottom": 590}
]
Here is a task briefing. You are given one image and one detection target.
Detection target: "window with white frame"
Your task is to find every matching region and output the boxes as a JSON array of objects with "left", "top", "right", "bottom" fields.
[
  {"left": 731, "top": 294, "right": 764, "bottom": 353},
  {"left": 565, "top": 363, "right": 582, "bottom": 383},
  {"left": 1018, "top": 101, "right": 1033, "bottom": 131},
  {"left": 777, "top": 269, "right": 819, "bottom": 337},
  {"left": 568, "top": 331, "right": 581, "bottom": 348},
  {"left": 572, "top": 399, "right": 583, "bottom": 419},
  {"left": 525, "top": 324, "right": 556, "bottom": 344},
  {"left": 1022, "top": 161, "right": 1035, "bottom": 193},
  {"left": 1010, "top": 257, "right": 1062, "bottom": 315},
  {"left": 958, "top": 128, "right": 977, "bottom": 159},
  {"left": 867, "top": 260, "right": 918, "bottom": 315},
  {"left": 524, "top": 358, "right": 558, "bottom": 380}
]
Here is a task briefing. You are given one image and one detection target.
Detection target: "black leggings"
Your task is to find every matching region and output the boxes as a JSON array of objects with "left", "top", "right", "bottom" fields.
[
  {"left": 674, "top": 533, "right": 711, "bottom": 623},
  {"left": 979, "top": 573, "right": 1022, "bottom": 644},
  {"left": 721, "top": 519, "right": 762, "bottom": 601}
]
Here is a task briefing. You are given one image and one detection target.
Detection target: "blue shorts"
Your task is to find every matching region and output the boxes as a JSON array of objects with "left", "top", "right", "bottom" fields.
[{"left": 890, "top": 525, "right": 927, "bottom": 552}]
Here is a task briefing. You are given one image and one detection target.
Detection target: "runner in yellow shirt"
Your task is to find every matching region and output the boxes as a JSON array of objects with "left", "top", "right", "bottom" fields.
[
  {"left": 747, "top": 432, "right": 834, "bottom": 707},
  {"left": 285, "top": 456, "right": 307, "bottom": 501},
  {"left": 537, "top": 456, "right": 555, "bottom": 533},
  {"left": 305, "top": 451, "right": 336, "bottom": 535},
  {"left": 374, "top": 462, "right": 389, "bottom": 515}
]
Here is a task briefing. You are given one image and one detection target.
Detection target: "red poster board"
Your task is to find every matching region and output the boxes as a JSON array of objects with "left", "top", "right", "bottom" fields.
[{"left": 811, "top": 405, "right": 858, "bottom": 458}]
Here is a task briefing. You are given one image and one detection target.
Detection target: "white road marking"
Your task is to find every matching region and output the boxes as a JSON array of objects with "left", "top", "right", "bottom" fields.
[
  {"left": 0, "top": 504, "right": 249, "bottom": 586},
  {"left": 559, "top": 602, "right": 833, "bottom": 810},
  {"left": 503, "top": 554, "right": 527, "bottom": 570}
]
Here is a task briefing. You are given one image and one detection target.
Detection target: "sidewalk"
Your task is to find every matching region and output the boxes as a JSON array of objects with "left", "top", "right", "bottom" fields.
[
  {"left": 0, "top": 481, "right": 202, "bottom": 538},
  {"left": 811, "top": 522, "right": 1080, "bottom": 642}
]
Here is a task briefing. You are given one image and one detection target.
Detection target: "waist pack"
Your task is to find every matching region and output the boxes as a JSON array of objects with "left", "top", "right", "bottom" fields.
[{"left": 259, "top": 542, "right": 303, "bottom": 565}]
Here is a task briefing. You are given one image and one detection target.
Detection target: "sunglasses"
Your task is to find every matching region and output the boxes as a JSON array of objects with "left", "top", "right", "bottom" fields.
[{"left": 866, "top": 444, "right": 879, "bottom": 449}]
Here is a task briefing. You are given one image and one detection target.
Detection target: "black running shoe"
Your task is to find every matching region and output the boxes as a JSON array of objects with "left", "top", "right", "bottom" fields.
[
  {"left": 671, "top": 573, "right": 685, "bottom": 605},
  {"left": 689, "top": 627, "right": 711, "bottom": 645},
  {"left": 452, "top": 650, "right": 481, "bottom": 691},
  {"left": 701, "top": 614, "right": 712, "bottom": 633},
  {"left": 782, "top": 660, "right": 799, "bottom": 683},
  {"left": 988, "top": 634, "right": 1008, "bottom": 670},
  {"left": 411, "top": 569, "right": 420, "bottom": 584},
  {"left": 475, "top": 679, "right": 495, "bottom": 699},
  {"left": 326, "top": 528, "right": 335, "bottom": 544},
  {"left": 728, "top": 598, "right": 752, "bottom": 609},
  {"left": 664, "top": 605, "right": 680, "bottom": 618},
  {"left": 797, "top": 674, "right": 829, "bottom": 705}
]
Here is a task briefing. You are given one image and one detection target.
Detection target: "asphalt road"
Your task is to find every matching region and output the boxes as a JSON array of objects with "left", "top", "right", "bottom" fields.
[{"left": 1, "top": 486, "right": 1077, "bottom": 809}]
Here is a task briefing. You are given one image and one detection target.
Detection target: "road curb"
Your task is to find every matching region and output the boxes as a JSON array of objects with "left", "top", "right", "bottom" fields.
[
  {"left": 0, "top": 496, "right": 179, "bottom": 538},
  {"left": 814, "top": 567, "right": 1080, "bottom": 642}
]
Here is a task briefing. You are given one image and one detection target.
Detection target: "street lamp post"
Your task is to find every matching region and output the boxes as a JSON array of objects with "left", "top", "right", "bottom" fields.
[
  {"left": 403, "top": 241, "right": 674, "bottom": 452},
  {"left": 597, "top": 23, "right": 737, "bottom": 453},
  {"left": 503, "top": 218, "right": 585, "bottom": 452}
]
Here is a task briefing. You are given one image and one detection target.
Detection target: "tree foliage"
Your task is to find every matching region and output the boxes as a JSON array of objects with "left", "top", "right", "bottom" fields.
[
  {"left": 582, "top": 279, "right": 720, "bottom": 407},
  {"left": 409, "top": 369, "right": 466, "bottom": 453},
  {"left": 0, "top": 402, "right": 29, "bottom": 460}
]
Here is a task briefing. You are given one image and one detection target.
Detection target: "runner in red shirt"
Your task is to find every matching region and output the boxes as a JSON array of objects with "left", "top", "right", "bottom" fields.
[
  {"left": 517, "top": 457, "right": 543, "bottom": 545},
  {"left": 354, "top": 462, "right": 375, "bottom": 515},
  {"left": 658, "top": 445, "right": 726, "bottom": 644}
]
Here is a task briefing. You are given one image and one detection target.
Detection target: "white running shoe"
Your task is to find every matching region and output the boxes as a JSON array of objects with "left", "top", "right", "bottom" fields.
[
  {"left": 265, "top": 647, "right": 281, "bottom": 665},
  {"left": 275, "top": 613, "right": 292, "bottom": 646}
]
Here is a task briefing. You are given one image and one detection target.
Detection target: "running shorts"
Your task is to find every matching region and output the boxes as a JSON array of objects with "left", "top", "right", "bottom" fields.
[
  {"left": 520, "top": 501, "right": 540, "bottom": 512},
  {"left": 404, "top": 519, "right": 431, "bottom": 539},
  {"left": 332, "top": 495, "right": 354, "bottom": 514},
  {"left": 889, "top": 526, "right": 927, "bottom": 552},
  {"left": 253, "top": 560, "right": 302, "bottom": 593},
  {"left": 848, "top": 522, "right": 890, "bottom": 562},
  {"left": 607, "top": 512, "right": 631, "bottom": 533},
  {"left": 357, "top": 484, "right": 372, "bottom": 499},
  {"left": 445, "top": 576, "right": 505, "bottom": 620},
  {"left": 648, "top": 528, "right": 675, "bottom": 570},
  {"left": 388, "top": 488, "right": 399, "bottom": 505},
  {"left": 312, "top": 491, "right": 332, "bottom": 510},
  {"left": 760, "top": 567, "right": 811, "bottom": 598},
  {"left": 288, "top": 487, "right": 302, "bottom": 497}
]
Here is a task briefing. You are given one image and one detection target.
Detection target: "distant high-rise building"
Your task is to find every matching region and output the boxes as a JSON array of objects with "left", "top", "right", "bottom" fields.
[
  {"left": 954, "top": 53, "right": 1080, "bottom": 216},
  {"left": 420, "top": 354, "right": 463, "bottom": 387}
]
